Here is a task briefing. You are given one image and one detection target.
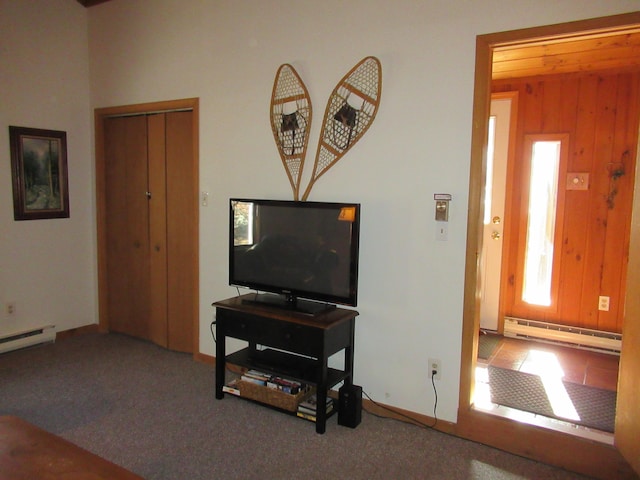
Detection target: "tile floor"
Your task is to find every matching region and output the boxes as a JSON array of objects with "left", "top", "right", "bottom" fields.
[
  {"left": 478, "top": 335, "right": 619, "bottom": 391},
  {"left": 474, "top": 335, "right": 620, "bottom": 443}
]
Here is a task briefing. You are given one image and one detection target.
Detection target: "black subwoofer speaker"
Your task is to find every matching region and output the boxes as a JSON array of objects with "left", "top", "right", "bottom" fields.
[{"left": 338, "top": 384, "right": 362, "bottom": 428}]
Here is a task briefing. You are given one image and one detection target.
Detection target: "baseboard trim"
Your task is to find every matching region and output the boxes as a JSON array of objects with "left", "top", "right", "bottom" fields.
[
  {"left": 56, "top": 324, "right": 100, "bottom": 341},
  {"left": 194, "top": 351, "right": 215, "bottom": 365},
  {"left": 363, "top": 397, "right": 457, "bottom": 435}
]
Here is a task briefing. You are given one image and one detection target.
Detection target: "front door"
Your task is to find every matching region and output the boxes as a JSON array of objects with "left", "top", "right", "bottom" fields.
[{"left": 479, "top": 93, "right": 514, "bottom": 331}]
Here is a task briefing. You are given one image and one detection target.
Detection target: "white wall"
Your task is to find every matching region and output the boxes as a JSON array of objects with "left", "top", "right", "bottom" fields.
[
  {"left": 86, "top": 0, "right": 638, "bottom": 423},
  {"left": 0, "top": 1, "right": 95, "bottom": 336},
  {"left": 3, "top": 0, "right": 637, "bottom": 425}
]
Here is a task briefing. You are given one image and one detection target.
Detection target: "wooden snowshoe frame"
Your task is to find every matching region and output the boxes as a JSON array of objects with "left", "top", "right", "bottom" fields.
[
  {"left": 270, "top": 64, "right": 313, "bottom": 200},
  {"left": 301, "top": 56, "right": 382, "bottom": 201}
]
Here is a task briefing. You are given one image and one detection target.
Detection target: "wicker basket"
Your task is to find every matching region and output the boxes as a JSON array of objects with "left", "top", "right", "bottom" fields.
[{"left": 237, "top": 380, "right": 312, "bottom": 412}]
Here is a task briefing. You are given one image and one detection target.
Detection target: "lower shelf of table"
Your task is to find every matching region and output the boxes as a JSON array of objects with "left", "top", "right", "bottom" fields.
[
  {"left": 225, "top": 347, "right": 348, "bottom": 387},
  {"left": 222, "top": 381, "right": 336, "bottom": 424}
]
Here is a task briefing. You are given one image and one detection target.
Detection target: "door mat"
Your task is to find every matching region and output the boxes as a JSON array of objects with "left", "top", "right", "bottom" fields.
[
  {"left": 488, "top": 366, "right": 616, "bottom": 432},
  {"left": 478, "top": 334, "right": 502, "bottom": 359}
]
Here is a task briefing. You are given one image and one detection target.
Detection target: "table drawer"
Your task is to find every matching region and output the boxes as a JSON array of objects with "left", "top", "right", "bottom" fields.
[
  {"left": 221, "top": 311, "right": 268, "bottom": 340},
  {"left": 220, "top": 310, "right": 322, "bottom": 357}
]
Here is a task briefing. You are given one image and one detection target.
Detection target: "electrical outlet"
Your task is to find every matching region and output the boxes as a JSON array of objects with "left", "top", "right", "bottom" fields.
[
  {"left": 598, "top": 296, "right": 610, "bottom": 312},
  {"left": 6, "top": 302, "right": 16, "bottom": 316},
  {"left": 428, "top": 358, "right": 441, "bottom": 380}
]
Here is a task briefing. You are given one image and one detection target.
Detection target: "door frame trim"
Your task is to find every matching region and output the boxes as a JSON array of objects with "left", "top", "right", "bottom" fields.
[
  {"left": 94, "top": 98, "right": 200, "bottom": 356},
  {"left": 457, "top": 13, "right": 640, "bottom": 479}
]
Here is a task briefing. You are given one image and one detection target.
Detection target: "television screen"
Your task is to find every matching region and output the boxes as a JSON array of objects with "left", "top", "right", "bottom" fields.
[{"left": 229, "top": 199, "right": 360, "bottom": 313}]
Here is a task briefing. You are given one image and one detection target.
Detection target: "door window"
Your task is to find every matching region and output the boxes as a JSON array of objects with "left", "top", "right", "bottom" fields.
[
  {"left": 522, "top": 140, "right": 562, "bottom": 306},
  {"left": 514, "top": 133, "right": 569, "bottom": 313}
]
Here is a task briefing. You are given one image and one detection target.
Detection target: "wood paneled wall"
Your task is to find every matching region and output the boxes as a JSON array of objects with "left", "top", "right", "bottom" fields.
[{"left": 494, "top": 70, "right": 640, "bottom": 333}]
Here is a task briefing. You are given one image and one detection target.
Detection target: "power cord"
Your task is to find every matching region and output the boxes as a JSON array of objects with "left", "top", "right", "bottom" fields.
[
  {"left": 362, "top": 370, "right": 438, "bottom": 429},
  {"left": 210, "top": 317, "right": 217, "bottom": 344},
  {"left": 430, "top": 369, "right": 438, "bottom": 426}
]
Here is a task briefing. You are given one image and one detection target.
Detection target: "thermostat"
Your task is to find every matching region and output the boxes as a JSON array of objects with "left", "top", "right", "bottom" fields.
[{"left": 434, "top": 194, "right": 452, "bottom": 222}]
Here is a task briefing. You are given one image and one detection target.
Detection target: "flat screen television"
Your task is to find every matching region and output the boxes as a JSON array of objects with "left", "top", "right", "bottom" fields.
[{"left": 229, "top": 198, "right": 360, "bottom": 314}]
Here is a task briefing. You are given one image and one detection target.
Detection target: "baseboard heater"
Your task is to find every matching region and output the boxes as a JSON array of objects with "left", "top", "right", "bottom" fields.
[
  {"left": 503, "top": 317, "right": 621, "bottom": 355},
  {"left": 0, "top": 325, "right": 56, "bottom": 354}
]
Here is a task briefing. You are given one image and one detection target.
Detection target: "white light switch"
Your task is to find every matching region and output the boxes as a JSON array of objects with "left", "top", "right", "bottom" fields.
[{"left": 436, "top": 222, "right": 448, "bottom": 241}]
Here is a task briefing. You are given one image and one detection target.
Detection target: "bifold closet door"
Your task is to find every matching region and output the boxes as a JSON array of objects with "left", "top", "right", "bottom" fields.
[
  {"left": 147, "top": 114, "right": 169, "bottom": 347},
  {"left": 103, "top": 112, "right": 194, "bottom": 352},
  {"left": 104, "top": 115, "right": 152, "bottom": 340},
  {"left": 164, "top": 111, "right": 195, "bottom": 353}
]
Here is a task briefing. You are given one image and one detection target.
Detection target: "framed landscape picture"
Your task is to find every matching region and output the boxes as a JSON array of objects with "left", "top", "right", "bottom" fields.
[{"left": 9, "top": 126, "right": 70, "bottom": 220}]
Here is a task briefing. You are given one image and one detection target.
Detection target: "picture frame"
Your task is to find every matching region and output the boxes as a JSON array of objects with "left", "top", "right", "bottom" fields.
[{"left": 9, "top": 126, "right": 70, "bottom": 220}]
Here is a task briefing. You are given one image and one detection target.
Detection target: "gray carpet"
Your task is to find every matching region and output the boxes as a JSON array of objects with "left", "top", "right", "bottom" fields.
[
  {"left": 0, "top": 333, "right": 590, "bottom": 480},
  {"left": 488, "top": 366, "right": 616, "bottom": 433}
]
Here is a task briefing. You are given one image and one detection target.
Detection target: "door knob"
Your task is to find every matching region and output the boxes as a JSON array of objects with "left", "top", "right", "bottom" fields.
[{"left": 491, "top": 231, "right": 501, "bottom": 240}]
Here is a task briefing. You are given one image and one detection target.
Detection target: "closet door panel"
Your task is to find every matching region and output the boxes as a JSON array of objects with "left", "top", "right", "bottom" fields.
[
  {"left": 147, "top": 114, "right": 169, "bottom": 347},
  {"left": 104, "top": 117, "right": 129, "bottom": 334},
  {"left": 104, "top": 115, "right": 150, "bottom": 339},
  {"left": 165, "top": 111, "right": 196, "bottom": 352}
]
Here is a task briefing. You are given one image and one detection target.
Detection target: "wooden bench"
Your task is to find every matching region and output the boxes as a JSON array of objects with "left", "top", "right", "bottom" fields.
[{"left": 0, "top": 416, "right": 143, "bottom": 479}]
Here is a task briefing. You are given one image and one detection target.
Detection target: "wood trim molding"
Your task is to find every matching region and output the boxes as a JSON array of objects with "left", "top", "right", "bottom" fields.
[
  {"left": 56, "top": 324, "right": 100, "bottom": 341},
  {"left": 456, "top": 408, "right": 635, "bottom": 479},
  {"left": 458, "top": 12, "right": 640, "bottom": 480},
  {"left": 77, "top": 0, "right": 111, "bottom": 7},
  {"left": 94, "top": 98, "right": 200, "bottom": 357},
  {"left": 363, "top": 398, "right": 457, "bottom": 436},
  {"left": 615, "top": 89, "right": 640, "bottom": 474}
]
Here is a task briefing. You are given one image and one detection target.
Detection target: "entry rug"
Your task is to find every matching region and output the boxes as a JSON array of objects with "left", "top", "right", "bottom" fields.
[
  {"left": 478, "top": 333, "right": 502, "bottom": 359},
  {"left": 487, "top": 366, "right": 616, "bottom": 433}
]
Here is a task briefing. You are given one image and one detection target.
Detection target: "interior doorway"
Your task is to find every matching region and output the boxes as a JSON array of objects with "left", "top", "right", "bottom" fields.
[
  {"left": 457, "top": 13, "right": 640, "bottom": 479},
  {"left": 477, "top": 67, "right": 638, "bottom": 437}
]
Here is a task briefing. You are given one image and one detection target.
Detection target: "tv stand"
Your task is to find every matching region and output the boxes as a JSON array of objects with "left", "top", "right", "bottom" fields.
[
  {"left": 213, "top": 294, "right": 359, "bottom": 434},
  {"left": 241, "top": 293, "right": 337, "bottom": 316}
]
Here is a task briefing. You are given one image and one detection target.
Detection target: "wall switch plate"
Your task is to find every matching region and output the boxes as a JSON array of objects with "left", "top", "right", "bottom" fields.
[{"left": 436, "top": 222, "right": 448, "bottom": 241}]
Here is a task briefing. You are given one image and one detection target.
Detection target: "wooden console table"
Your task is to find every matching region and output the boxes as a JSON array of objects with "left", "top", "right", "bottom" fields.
[
  {"left": 0, "top": 415, "right": 142, "bottom": 479},
  {"left": 213, "top": 294, "right": 359, "bottom": 434}
]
